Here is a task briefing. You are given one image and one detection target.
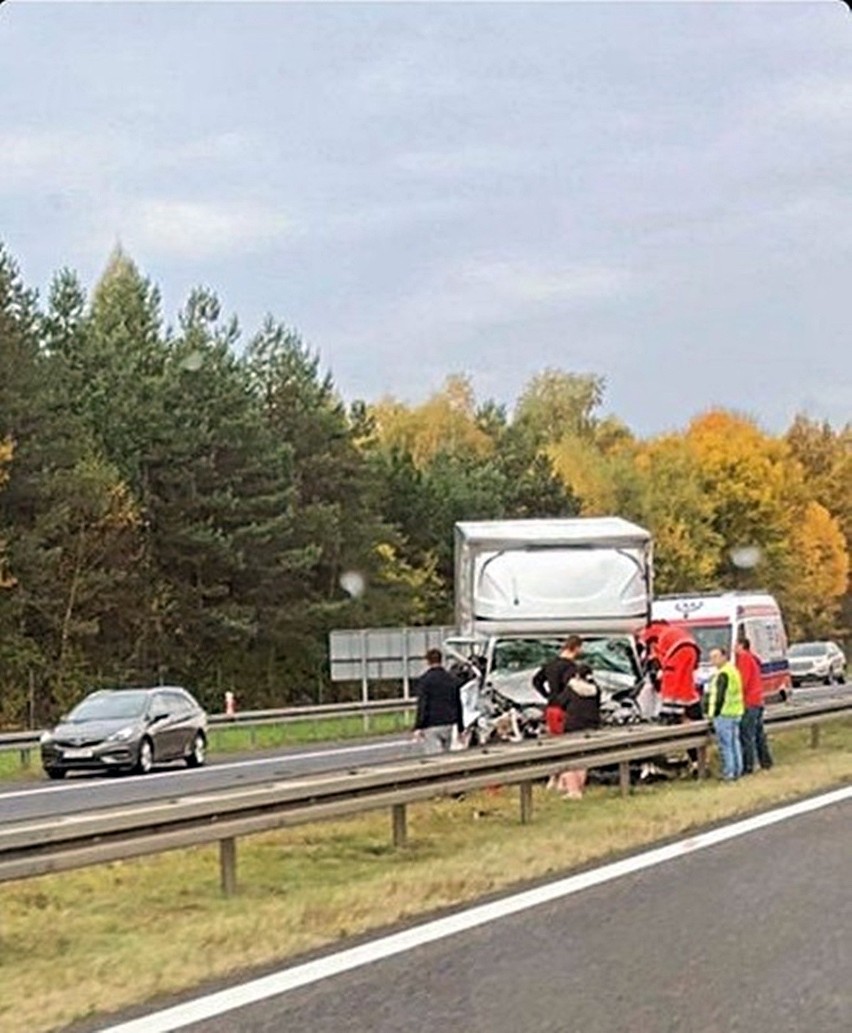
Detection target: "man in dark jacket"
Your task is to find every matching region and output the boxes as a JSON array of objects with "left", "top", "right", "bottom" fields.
[{"left": 413, "top": 649, "right": 464, "bottom": 755}]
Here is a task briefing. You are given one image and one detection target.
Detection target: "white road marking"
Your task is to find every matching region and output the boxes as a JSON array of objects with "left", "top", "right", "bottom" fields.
[
  {"left": 96, "top": 785, "right": 851, "bottom": 1033},
  {"left": 0, "top": 738, "right": 412, "bottom": 802}
]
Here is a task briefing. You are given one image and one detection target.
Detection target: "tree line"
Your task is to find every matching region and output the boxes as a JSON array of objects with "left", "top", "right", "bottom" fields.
[{"left": 0, "top": 244, "right": 848, "bottom": 724}]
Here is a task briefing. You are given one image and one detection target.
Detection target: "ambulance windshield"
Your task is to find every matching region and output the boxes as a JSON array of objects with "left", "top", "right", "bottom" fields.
[{"left": 683, "top": 624, "right": 732, "bottom": 662}]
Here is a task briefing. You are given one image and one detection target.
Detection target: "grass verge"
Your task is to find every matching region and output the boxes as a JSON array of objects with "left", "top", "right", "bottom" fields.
[
  {"left": 207, "top": 710, "right": 411, "bottom": 754},
  {"left": 0, "top": 720, "right": 849, "bottom": 1033}
]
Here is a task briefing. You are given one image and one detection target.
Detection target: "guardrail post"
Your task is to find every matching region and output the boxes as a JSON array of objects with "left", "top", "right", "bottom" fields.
[
  {"left": 618, "top": 761, "right": 630, "bottom": 798},
  {"left": 220, "top": 837, "right": 237, "bottom": 897},
  {"left": 391, "top": 803, "right": 407, "bottom": 848},
  {"left": 696, "top": 745, "right": 708, "bottom": 780},
  {"left": 810, "top": 724, "right": 820, "bottom": 749},
  {"left": 19, "top": 748, "right": 31, "bottom": 770},
  {"left": 519, "top": 781, "right": 533, "bottom": 824}
]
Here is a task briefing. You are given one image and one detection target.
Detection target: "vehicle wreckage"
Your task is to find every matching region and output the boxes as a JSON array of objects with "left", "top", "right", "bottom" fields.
[{"left": 442, "top": 519, "right": 675, "bottom": 776}]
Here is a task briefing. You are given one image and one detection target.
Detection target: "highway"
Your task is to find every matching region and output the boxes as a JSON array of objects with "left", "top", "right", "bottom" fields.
[
  {"left": 0, "top": 684, "right": 845, "bottom": 828},
  {"left": 0, "top": 735, "right": 418, "bottom": 825},
  {"left": 97, "top": 790, "right": 852, "bottom": 1033}
]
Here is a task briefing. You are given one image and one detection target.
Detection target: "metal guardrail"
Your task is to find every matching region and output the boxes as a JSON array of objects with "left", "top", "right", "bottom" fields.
[
  {"left": 0, "top": 698, "right": 417, "bottom": 760},
  {"left": 0, "top": 697, "right": 848, "bottom": 894}
]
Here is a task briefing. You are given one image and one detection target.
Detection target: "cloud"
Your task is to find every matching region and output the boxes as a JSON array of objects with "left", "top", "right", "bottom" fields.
[
  {"left": 462, "top": 261, "right": 630, "bottom": 305},
  {"left": 765, "top": 74, "right": 852, "bottom": 125},
  {"left": 117, "top": 198, "right": 292, "bottom": 260},
  {"left": 392, "top": 146, "right": 526, "bottom": 178},
  {"left": 0, "top": 127, "right": 258, "bottom": 195}
]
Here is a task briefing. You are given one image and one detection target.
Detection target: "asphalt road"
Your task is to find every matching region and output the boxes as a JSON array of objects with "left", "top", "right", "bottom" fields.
[
  {"left": 0, "top": 735, "right": 418, "bottom": 826},
  {"left": 168, "top": 794, "right": 852, "bottom": 1033},
  {"left": 0, "top": 684, "right": 845, "bottom": 828}
]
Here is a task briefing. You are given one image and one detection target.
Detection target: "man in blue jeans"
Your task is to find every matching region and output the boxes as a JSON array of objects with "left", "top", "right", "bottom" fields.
[
  {"left": 704, "top": 646, "right": 745, "bottom": 781},
  {"left": 736, "top": 638, "right": 773, "bottom": 774}
]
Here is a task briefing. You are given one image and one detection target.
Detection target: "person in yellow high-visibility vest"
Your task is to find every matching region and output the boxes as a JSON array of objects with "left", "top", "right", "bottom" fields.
[{"left": 704, "top": 646, "right": 745, "bottom": 781}]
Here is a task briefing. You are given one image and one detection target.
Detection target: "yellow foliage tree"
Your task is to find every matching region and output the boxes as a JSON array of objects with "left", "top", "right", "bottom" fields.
[
  {"left": 632, "top": 434, "right": 721, "bottom": 593},
  {"left": 784, "top": 501, "right": 849, "bottom": 639},
  {"left": 547, "top": 433, "right": 620, "bottom": 516},
  {"left": 683, "top": 410, "right": 806, "bottom": 589},
  {"left": 370, "top": 375, "right": 494, "bottom": 468}
]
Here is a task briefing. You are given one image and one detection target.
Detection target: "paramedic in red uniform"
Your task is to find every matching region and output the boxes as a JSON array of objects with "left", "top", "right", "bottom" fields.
[
  {"left": 642, "top": 622, "right": 701, "bottom": 723},
  {"left": 736, "top": 637, "right": 773, "bottom": 773}
]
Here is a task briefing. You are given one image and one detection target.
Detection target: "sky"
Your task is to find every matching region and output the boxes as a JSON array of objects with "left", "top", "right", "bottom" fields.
[{"left": 0, "top": 1, "right": 850, "bottom": 436}]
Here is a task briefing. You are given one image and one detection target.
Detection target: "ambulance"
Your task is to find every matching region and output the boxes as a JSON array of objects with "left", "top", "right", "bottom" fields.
[{"left": 650, "top": 592, "right": 792, "bottom": 702}]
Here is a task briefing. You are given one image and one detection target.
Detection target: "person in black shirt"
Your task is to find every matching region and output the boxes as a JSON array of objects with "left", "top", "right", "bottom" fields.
[
  {"left": 413, "top": 649, "right": 464, "bottom": 755},
  {"left": 533, "top": 635, "right": 584, "bottom": 735}
]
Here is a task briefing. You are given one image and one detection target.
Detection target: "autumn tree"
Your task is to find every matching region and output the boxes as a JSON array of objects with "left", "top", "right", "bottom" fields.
[
  {"left": 785, "top": 501, "right": 849, "bottom": 639},
  {"left": 514, "top": 370, "right": 606, "bottom": 445}
]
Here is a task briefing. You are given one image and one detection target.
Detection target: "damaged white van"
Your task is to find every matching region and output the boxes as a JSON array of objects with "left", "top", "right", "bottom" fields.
[{"left": 443, "top": 517, "right": 657, "bottom": 743}]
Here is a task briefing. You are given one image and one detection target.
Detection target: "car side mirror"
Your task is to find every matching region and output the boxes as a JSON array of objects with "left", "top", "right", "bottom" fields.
[{"left": 150, "top": 711, "right": 169, "bottom": 723}]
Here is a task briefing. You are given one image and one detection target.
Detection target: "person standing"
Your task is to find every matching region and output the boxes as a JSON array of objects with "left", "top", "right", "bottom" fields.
[
  {"left": 554, "top": 663, "right": 602, "bottom": 799},
  {"left": 532, "top": 635, "right": 583, "bottom": 735},
  {"left": 704, "top": 646, "right": 745, "bottom": 781},
  {"left": 736, "top": 638, "right": 773, "bottom": 774},
  {"left": 412, "top": 649, "right": 464, "bottom": 755},
  {"left": 657, "top": 623, "right": 702, "bottom": 723}
]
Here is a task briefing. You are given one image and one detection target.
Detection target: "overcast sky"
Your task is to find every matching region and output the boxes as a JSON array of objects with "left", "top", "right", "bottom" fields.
[{"left": 1, "top": 1, "right": 849, "bottom": 435}]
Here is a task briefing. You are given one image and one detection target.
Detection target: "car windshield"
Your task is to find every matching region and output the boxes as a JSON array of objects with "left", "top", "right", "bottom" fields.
[
  {"left": 578, "top": 637, "right": 638, "bottom": 676},
  {"left": 492, "top": 637, "right": 637, "bottom": 677},
  {"left": 788, "top": 643, "right": 827, "bottom": 658},
  {"left": 677, "top": 624, "right": 732, "bottom": 663},
  {"left": 67, "top": 691, "right": 149, "bottom": 722},
  {"left": 492, "top": 639, "right": 563, "bottom": 673}
]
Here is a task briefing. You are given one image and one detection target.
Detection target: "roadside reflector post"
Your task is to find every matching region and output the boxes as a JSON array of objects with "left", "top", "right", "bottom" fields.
[
  {"left": 810, "top": 724, "right": 820, "bottom": 749},
  {"left": 220, "top": 837, "right": 237, "bottom": 897},
  {"left": 392, "top": 803, "right": 407, "bottom": 848},
  {"left": 697, "top": 745, "right": 709, "bottom": 780},
  {"left": 519, "top": 781, "right": 534, "bottom": 824},
  {"left": 619, "top": 761, "right": 630, "bottom": 798}
]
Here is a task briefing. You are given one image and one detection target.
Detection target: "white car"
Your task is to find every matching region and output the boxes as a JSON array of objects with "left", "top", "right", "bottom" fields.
[{"left": 788, "top": 641, "right": 847, "bottom": 687}]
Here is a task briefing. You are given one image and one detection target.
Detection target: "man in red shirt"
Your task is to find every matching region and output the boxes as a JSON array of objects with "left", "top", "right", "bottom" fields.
[{"left": 736, "top": 637, "right": 773, "bottom": 774}]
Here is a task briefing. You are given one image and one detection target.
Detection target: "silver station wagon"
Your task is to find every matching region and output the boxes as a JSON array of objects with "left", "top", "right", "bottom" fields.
[{"left": 40, "top": 686, "right": 208, "bottom": 779}]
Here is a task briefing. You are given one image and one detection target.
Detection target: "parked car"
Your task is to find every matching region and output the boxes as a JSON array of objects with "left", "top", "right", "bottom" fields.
[
  {"left": 788, "top": 641, "right": 847, "bottom": 687},
  {"left": 40, "top": 686, "right": 207, "bottom": 779}
]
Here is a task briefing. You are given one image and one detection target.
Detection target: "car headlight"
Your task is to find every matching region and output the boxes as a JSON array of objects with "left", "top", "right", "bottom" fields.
[
  {"left": 39, "top": 730, "right": 53, "bottom": 745},
  {"left": 107, "top": 725, "right": 135, "bottom": 742}
]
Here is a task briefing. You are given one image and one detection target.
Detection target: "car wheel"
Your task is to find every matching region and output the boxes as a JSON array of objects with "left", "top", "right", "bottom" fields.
[
  {"left": 45, "top": 767, "right": 66, "bottom": 780},
  {"left": 135, "top": 737, "right": 154, "bottom": 775},
  {"left": 823, "top": 675, "right": 832, "bottom": 686},
  {"left": 186, "top": 732, "right": 206, "bottom": 768},
  {"left": 838, "top": 670, "right": 846, "bottom": 685}
]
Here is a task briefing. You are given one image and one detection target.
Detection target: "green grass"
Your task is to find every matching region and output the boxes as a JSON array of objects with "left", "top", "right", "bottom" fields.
[
  {"left": 0, "top": 720, "right": 848, "bottom": 1033},
  {"left": 207, "top": 709, "right": 411, "bottom": 753}
]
